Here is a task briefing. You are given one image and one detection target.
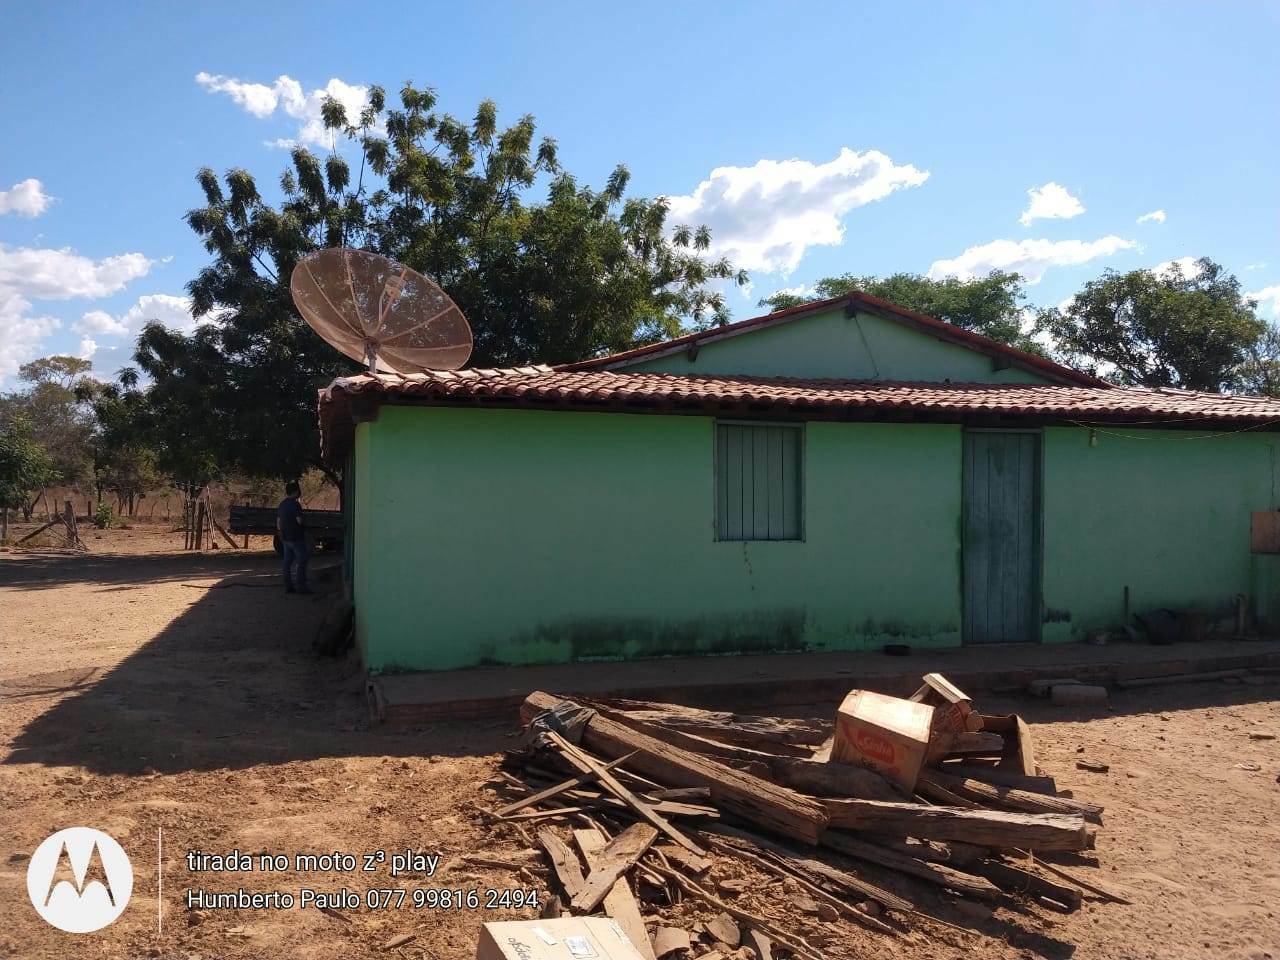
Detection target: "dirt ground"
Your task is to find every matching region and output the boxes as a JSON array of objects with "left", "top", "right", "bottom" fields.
[{"left": 1, "top": 523, "right": 1278, "bottom": 960}]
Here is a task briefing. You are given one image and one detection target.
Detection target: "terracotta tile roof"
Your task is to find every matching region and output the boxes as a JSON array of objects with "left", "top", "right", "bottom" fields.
[
  {"left": 319, "top": 367, "right": 1280, "bottom": 461},
  {"left": 561, "top": 292, "right": 1107, "bottom": 388}
]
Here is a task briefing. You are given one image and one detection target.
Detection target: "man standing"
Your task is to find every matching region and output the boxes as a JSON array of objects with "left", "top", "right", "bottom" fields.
[{"left": 277, "top": 480, "right": 311, "bottom": 594}]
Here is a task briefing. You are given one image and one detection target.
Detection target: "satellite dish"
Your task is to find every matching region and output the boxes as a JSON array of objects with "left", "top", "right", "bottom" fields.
[{"left": 290, "top": 248, "right": 472, "bottom": 374}]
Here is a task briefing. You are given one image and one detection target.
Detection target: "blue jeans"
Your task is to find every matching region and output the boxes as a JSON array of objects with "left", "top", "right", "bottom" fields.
[{"left": 282, "top": 539, "right": 309, "bottom": 590}]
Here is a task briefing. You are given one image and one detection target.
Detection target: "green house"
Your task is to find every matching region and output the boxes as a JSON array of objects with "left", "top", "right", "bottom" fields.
[{"left": 320, "top": 294, "right": 1280, "bottom": 674}]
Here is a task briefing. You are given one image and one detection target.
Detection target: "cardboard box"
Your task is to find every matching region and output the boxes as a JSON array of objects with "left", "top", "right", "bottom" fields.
[
  {"left": 477, "top": 917, "right": 647, "bottom": 960},
  {"left": 831, "top": 689, "right": 934, "bottom": 792},
  {"left": 909, "top": 672, "right": 978, "bottom": 737}
]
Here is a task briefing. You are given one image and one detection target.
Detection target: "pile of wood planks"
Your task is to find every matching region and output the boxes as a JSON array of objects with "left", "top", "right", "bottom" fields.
[{"left": 479, "top": 685, "right": 1125, "bottom": 958}]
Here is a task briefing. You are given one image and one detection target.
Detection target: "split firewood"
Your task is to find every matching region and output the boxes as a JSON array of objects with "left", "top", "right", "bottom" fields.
[
  {"left": 656, "top": 844, "right": 711, "bottom": 876},
  {"left": 705, "top": 913, "right": 740, "bottom": 947},
  {"left": 496, "top": 751, "right": 638, "bottom": 817},
  {"left": 919, "top": 769, "right": 1104, "bottom": 824},
  {"left": 643, "top": 861, "right": 824, "bottom": 960},
  {"left": 650, "top": 787, "right": 712, "bottom": 802},
  {"left": 740, "top": 928, "right": 773, "bottom": 960},
  {"left": 702, "top": 836, "right": 897, "bottom": 936},
  {"left": 1013, "top": 717, "right": 1037, "bottom": 777},
  {"left": 537, "top": 829, "right": 586, "bottom": 898},
  {"left": 914, "top": 778, "right": 983, "bottom": 809},
  {"left": 523, "top": 693, "right": 829, "bottom": 845},
  {"left": 823, "top": 798, "right": 1094, "bottom": 852},
  {"left": 548, "top": 731, "right": 709, "bottom": 862},
  {"left": 570, "top": 823, "right": 659, "bottom": 912},
  {"left": 574, "top": 828, "right": 656, "bottom": 960},
  {"left": 1076, "top": 760, "right": 1110, "bottom": 774},
  {"left": 652, "top": 927, "right": 691, "bottom": 958}
]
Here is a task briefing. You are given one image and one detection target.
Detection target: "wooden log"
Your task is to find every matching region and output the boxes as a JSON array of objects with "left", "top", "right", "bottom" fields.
[
  {"left": 593, "top": 703, "right": 901, "bottom": 801},
  {"left": 537, "top": 829, "right": 585, "bottom": 898},
  {"left": 703, "top": 823, "right": 914, "bottom": 913},
  {"left": 941, "top": 732, "right": 1006, "bottom": 755},
  {"left": 570, "top": 823, "right": 658, "bottom": 913},
  {"left": 1018, "top": 852, "right": 1133, "bottom": 905},
  {"left": 938, "top": 761, "right": 1058, "bottom": 795},
  {"left": 821, "top": 831, "right": 1002, "bottom": 901},
  {"left": 523, "top": 693, "right": 829, "bottom": 846},
  {"left": 964, "top": 858, "right": 1083, "bottom": 911},
  {"left": 919, "top": 769, "right": 1104, "bottom": 825},
  {"left": 599, "top": 698, "right": 829, "bottom": 746},
  {"left": 15, "top": 517, "right": 62, "bottom": 544},
  {"left": 548, "top": 732, "right": 708, "bottom": 861},
  {"left": 823, "top": 798, "right": 1094, "bottom": 852},
  {"left": 574, "top": 829, "right": 656, "bottom": 960},
  {"left": 914, "top": 778, "right": 983, "bottom": 809}
]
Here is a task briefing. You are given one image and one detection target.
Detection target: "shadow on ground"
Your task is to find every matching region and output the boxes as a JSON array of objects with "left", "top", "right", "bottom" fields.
[{"left": 3, "top": 554, "right": 510, "bottom": 777}]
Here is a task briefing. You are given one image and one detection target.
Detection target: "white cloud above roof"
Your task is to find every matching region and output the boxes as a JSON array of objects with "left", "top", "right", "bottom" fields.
[
  {"left": 928, "top": 236, "right": 1136, "bottom": 284},
  {"left": 1019, "top": 182, "right": 1085, "bottom": 226},
  {"left": 196, "top": 71, "right": 373, "bottom": 148},
  {"left": 0, "top": 178, "right": 52, "bottom": 218},
  {"left": 1136, "top": 209, "right": 1166, "bottom": 224},
  {"left": 662, "top": 148, "right": 929, "bottom": 275}
]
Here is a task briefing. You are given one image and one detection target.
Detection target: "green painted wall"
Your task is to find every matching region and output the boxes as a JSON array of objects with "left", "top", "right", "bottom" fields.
[
  {"left": 622, "top": 307, "right": 1050, "bottom": 384},
  {"left": 353, "top": 406, "right": 963, "bottom": 672},
  {"left": 352, "top": 408, "right": 1280, "bottom": 672},
  {"left": 1040, "top": 427, "right": 1280, "bottom": 641}
]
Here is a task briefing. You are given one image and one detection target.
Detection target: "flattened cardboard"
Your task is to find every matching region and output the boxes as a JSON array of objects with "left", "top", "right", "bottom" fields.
[{"left": 477, "top": 917, "right": 647, "bottom": 960}]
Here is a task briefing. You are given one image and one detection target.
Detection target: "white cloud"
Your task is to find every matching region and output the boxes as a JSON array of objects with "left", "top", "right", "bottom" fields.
[
  {"left": 1136, "top": 209, "right": 1166, "bottom": 225},
  {"left": 928, "top": 236, "right": 1136, "bottom": 284},
  {"left": 76, "top": 336, "right": 99, "bottom": 360},
  {"left": 662, "top": 148, "right": 929, "bottom": 275},
  {"left": 0, "top": 294, "right": 60, "bottom": 384},
  {"left": 1247, "top": 284, "right": 1280, "bottom": 317},
  {"left": 1150, "top": 256, "right": 1203, "bottom": 280},
  {"left": 768, "top": 283, "right": 813, "bottom": 300},
  {"left": 0, "top": 244, "right": 154, "bottom": 300},
  {"left": 196, "top": 72, "right": 372, "bottom": 148},
  {"left": 0, "top": 244, "right": 157, "bottom": 384},
  {"left": 75, "top": 293, "right": 202, "bottom": 339},
  {"left": 1019, "top": 182, "right": 1085, "bottom": 226},
  {"left": 0, "top": 179, "right": 52, "bottom": 218}
]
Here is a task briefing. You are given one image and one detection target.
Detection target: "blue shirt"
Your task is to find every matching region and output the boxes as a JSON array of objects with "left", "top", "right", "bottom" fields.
[{"left": 277, "top": 497, "right": 305, "bottom": 542}]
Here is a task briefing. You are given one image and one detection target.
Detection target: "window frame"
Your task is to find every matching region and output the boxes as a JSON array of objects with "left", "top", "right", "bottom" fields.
[{"left": 712, "top": 419, "right": 806, "bottom": 543}]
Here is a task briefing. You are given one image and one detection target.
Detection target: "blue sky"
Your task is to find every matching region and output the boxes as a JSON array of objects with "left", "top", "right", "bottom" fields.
[{"left": 1, "top": 1, "right": 1277, "bottom": 384}]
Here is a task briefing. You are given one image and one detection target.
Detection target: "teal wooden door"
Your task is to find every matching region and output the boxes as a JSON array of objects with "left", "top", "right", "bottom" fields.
[{"left": 963, "top": 431, "right": 1040, "bottom": 645}]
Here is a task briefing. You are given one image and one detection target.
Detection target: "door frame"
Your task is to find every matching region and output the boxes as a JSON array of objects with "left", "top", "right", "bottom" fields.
[{"left": 960, "top": 427, "right": 1044, "bottom": 645}]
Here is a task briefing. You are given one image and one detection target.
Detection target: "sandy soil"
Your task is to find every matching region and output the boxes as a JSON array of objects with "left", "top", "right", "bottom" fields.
[{"left": 1, "top": 524, "right": 1278, "bottom": 960}]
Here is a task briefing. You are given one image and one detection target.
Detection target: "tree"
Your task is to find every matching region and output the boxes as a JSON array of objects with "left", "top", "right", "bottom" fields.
[
  {"left": 1037, "top": 258, "right": 1265, "bottom": 391},
  {"left": 758, "top": 271, "right": 1038, "bottom": 351},
  {"left": 9, "top": 356, "right": 95, "bottom": 489},
  {"left": 134, "top": 83, "right": 745, "bottom": 487},
  {"left": 0, "top": 416, "right": 56, "bottom": 539}
]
